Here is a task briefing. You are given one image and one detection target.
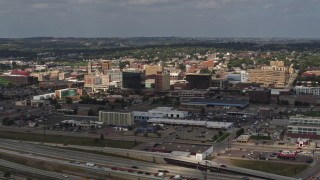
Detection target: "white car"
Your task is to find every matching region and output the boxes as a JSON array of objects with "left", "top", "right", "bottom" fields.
[{"left": 62, "top": 174, "right": 68, "bottom": 178}]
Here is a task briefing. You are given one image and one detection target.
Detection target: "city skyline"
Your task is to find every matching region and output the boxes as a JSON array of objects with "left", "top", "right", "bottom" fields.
[{"left": 0, "top": 0, "right": 320, "bottom": 38}]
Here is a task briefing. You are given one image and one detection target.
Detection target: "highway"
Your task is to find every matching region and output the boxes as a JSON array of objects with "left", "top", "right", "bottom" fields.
[
  {"left": 0, "top": 138, "right": 257, "bottom": 180},
  {"left": 0, "top": 158, "right": 80, "bottom": 180}
]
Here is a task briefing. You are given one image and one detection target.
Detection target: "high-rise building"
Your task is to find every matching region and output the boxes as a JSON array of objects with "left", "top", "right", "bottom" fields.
[
  {"left": 122, "top": 71, "right": 143, "bottom": 91},
  {"left": 186, "top": 74, "right": 211, "bottom": 89},
  {"left": 155, "top": 73, "right": 170, "bottom": 91},
  {"left": 101, "top": 61, "right": 112, "bottom": 71},
  {"left": 99, "top": 111, "right": 133, "bottom": 126}
]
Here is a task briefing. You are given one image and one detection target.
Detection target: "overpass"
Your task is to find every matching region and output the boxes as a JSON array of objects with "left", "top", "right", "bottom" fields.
[{"left": 164, "top": 156, "right": 299, "bottom": 180}]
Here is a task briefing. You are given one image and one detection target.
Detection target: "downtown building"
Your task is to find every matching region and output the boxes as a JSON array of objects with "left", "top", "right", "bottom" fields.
[
  {"left": 287, "top": 116, "right": 320, "bottom": 139},
  {"left": 99, "top": 111, "right": 134, "bottom": 126}
]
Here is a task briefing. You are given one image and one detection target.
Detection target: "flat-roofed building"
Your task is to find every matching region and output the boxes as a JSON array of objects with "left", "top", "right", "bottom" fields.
[
  {"left": 247, "top": 60, "right": 290, "bottom": 88},
  {"left": 247, "top": 69, "right": 287, "bottom": 88},
  {"left": 294, "top": 86, "right": 320, "bottom": 95},
  {"left": 99, "top": 111, "right": 133, "bottom": 126},
  {"left": 186, "top": 74, "right": 211, "bottom": 90},
  {"left": 287, "top": 116, "right": 320, "bottom": 139},
  {"left": 169, "top": 89, "right": 208, "bottom": 99},
  {"left": 145, "top": 65, "right": 163, "bottom": 76}
]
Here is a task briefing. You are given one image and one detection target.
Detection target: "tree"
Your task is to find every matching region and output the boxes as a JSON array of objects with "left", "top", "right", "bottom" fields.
[
  {"left": 134, "top": 131, "right": 138, "bottom": 136},
  {"left": 65, "top": 97, "right": 73, "bottom": 104},
  {"left": 200, "top": 68, "right": 211, "bottom": 74},
  {"left": 213, "top": 134, "right": 218, "bottom": 140},
  {"left": 142, "top": 96, "right": 149, "bottom": 102},
  {"left": 178, "top": 64, "right": 186, "bottom": 71},
  {"left": 236, "top": 128, "right": 245, "bottom": 137},
  {"left": 100, "top": 134, "right": 104, "bottom": 140},
  {"left": 119, "top": 61, "right": 130, "bottom": 69}
]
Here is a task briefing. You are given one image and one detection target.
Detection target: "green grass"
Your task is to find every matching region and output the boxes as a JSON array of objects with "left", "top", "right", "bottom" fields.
[
  {"left": 0, "top": 131, "right": 139, "bottom": 149},
  {"left": 217, "top": 133, "right": 230, "bottom": 142},
  {"left": 0, "top": 77, "right": 10, "bottom": 86},
  {"left": 230, "top": 159, "right": 309, "bottom": 177},
  {"left": 305, "top": 111, "right": 320, "bottom": 117}
]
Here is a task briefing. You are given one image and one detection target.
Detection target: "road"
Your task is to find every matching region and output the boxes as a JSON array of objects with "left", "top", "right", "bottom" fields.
[
  {"left": 0, "top": 138, "right": 257, "bottom": 180},
  {"left": 0, "top": 158, "right": 80, "bottom": 180}
]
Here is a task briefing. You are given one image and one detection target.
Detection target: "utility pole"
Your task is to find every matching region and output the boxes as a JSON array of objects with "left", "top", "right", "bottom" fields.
[
  {"left": 204, "top": 153, "right": 208, "bottom": 180},
  {"left": 42, "top": 107, "right": 46, "bottom": 144}
]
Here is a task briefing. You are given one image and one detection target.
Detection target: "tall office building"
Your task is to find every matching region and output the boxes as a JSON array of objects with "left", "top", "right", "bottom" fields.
[
  {"left": 101, "top": 61, "right": 112, "bottom": 71},
  {"left": 186, "top": 74, "right": 211, "bottom": 90},
  {"left": 122, "top": 71, "right": 143, "bottom": 91},
  {"left": 155, "top": 73, "right": 170, "bottom": 91}
]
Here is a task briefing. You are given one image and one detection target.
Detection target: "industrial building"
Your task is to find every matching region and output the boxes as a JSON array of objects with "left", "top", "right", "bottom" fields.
[
  {"left": 248, "top": 88, "right": 271, "bottom": 103},
  {"left": 147, "top": 118, "right": 233, "bottom": 130},
  {"left": 181, "top": 98, "right": 249, "bottom": 109},
  {"left": 169, "top": 90, "right": 208, "bottom": 99},
  {"left": 132, "top": 107, "right": 188, "bottom": 121}
]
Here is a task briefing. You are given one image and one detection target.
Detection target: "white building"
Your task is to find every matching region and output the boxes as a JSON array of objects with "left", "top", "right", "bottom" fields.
[
  {"left": 133, "top": 107, "right": 188, "bottom": 121},
  {"left": 148, "top": 118, "right": 233, "bottom": 130},
  {"left": 294, "top": 86, "right": 320, "bottom": 95},
  {"left": 33, "top": 93, "right": 56, "bottom": 101},
  {"left": 240, "top": 70, "right": 249, "bottom": 83}
]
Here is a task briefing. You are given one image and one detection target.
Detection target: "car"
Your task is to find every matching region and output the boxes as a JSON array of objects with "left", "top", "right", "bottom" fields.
[
  {"left": 158, "top": 170, "right": 169, "bottom": 173},
  {"left": 62, "top": 174, "right": 68, "bottom": 178},
  {"left": 220, "top": 165, "right": 227, "bottom": 168},
  {"left": 131, "top": 166, "right": 138, "bottom": 169},
  {"left": 306, "top": 159, "right": 313, "bottom": 163},
  {"left": 111, "top": 167, "right": 118, "bottom": 170},
  {"left": 137, "top": 171, "right": 144, "bottom": 174},
  {"left": 145, "top": 172, "right": 151, "bottom": 175}
]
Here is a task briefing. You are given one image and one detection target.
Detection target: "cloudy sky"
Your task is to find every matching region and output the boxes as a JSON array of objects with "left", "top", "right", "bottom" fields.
[{"left": 0, "top": 0, "right": 319, "bottom": 38}]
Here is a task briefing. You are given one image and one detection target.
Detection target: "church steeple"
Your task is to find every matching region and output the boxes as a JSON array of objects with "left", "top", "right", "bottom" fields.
[{"left": 88, "top": 61, "right": 92, "bottom": 75}]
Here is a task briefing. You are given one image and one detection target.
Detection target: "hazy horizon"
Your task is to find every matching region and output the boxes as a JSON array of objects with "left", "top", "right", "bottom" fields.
[{"left": 1, "top": 0, "right": 320, "bottom": 38}]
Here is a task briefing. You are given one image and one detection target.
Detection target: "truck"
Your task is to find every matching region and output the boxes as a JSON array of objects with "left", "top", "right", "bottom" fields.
[{"left": 86, "top": 162, "right": 95, "bottom": 167}]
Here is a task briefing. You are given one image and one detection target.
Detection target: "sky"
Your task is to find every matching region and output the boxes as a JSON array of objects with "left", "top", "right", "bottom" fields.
[{"left": 0, "top": 0, "right": 319, "bottom": 38}]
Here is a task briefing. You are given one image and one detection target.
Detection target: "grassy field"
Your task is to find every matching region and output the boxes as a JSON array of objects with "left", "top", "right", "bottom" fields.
[
  {"left": 229, "top": 159, "right": 309, "bottom": 177},
  {"left": 217, "top": 132, "right": 230, "bottom": 142},
  {"left": 0, "top": 131, "right": 139, "bottom": 149}
]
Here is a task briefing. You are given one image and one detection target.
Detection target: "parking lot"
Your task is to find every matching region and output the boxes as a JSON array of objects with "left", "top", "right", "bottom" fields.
[{"left": 218, "top": 149, "right": 314, "bottom": 164}]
